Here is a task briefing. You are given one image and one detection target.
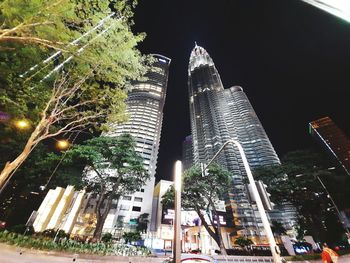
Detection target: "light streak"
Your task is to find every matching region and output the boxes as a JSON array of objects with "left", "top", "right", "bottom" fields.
[
  {"left": 302, "top": 0, "right": 350, "bottom": 22},
  {"left": 20, "top": 12, "right": 116, "bottom": 78}
]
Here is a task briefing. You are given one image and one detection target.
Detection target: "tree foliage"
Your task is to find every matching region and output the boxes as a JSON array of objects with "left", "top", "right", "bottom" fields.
[
  {"left": 253, "top": 148, "right": 348, "bottom": 243},
  {"left": 271, "top": 220, "right": 287, "bottom": 236},
  {"left": 161, "top": 164, "right": 231, "bottom": 255},
  {"left": 234, "top": 236, "right": 253, "bottom": 250},
  {"left": 136, "top": 213, "right": 149, "bottom": 233},
  {"left": 0, "top": 0, "right": 150, "bottom": 191},
  {"left": 0, "top": 135, "right": 83, "bottom": 226},
  {"left": 122, "top": 231, "right": 141, "bottom": 244},
  {"left": 58, "top": 134, "right": 148, "bottom": 240},
  {"left": 0, "top": 0, "right": 148, "bottom": 118}
]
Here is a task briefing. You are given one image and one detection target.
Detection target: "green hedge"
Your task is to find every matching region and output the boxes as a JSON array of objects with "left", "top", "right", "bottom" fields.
[
  {"left": 289, "top": 254, "right": 321, "bottom": 261},
  {"left": 0, "top": 230, "right": 151, "bottom": 256}
]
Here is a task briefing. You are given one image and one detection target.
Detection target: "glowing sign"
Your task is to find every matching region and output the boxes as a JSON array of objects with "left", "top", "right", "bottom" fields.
[{"left": 302, "top": 0, "right": 350, "bottom": 22}]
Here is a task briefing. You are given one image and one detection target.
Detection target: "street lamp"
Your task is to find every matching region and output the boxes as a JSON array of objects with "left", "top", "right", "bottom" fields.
[
  {"left": 202, "top": 139, "right": 282, "bottom": 263},
  {"left": 296, "top": 172, "right": 350, "bottom": 237},
  {"left": 14, "top": 119, "right": 30, "bottom": 130},
  {"left": 173, "top": 160, "right": 182, "bottom": 263}
]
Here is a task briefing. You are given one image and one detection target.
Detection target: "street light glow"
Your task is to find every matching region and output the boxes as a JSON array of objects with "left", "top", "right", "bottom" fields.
[
  {"left": 56, "top": 139, "right": 70, "bottom": 150},
  {"left": 302, "top": 0, "right": 350, "bottom": 22},
  {"left": 174, "top": 160, "right": 182, "bottom": 191},
  {"left": 15, "top": 119, "right": 29, "bottom": 129}
]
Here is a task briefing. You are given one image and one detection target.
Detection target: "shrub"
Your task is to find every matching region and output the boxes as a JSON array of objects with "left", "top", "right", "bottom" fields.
[
  {"left": 8, "top": 224, "right": 27, "bottom": 234},
  {"left": 101, "top": 232, "right": 113, "bottom": 243},
  {"left": 0, "top": 229, "right": 151, "bottom": 256},
  {"left": 42, "top": 229, "right": 56, "bottom": 238},
  {"left": 290, "top": 253, "right": 321, "bottom": 261},
  {"left": 122, "top": 231, "right": 141, "bottom": 244}
]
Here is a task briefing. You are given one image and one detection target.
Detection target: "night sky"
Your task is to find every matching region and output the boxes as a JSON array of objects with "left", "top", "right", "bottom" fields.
[{"left": 132, "top": 1, "right": 350, "bottom": 182}]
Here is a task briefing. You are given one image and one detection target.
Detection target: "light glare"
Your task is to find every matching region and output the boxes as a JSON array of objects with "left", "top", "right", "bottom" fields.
[
  {"left": 302, "top": 0, "right": 350, "bottom": 22},
  {"left": 15, "top": 120, "right": 29, "bottom": 129},
  {"left": 56, "top": 140, "right": 70, "bottom": 150},
  {"left": 174, "top": 160, "right": 182, "bottom": 191}
]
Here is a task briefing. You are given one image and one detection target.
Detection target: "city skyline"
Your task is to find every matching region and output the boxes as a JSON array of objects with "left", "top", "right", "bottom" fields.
[
  {"left": 1, "top": 0, "right": 350, "bottom": 260},
  {"left": 132, "top": 0, "right": 350, "bottom": 181}
]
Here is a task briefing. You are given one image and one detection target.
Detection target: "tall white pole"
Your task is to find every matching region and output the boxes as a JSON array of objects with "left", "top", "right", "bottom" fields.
[
  {"left": 203, "top": 139, "right": 282, "bottom": 263},
  {"left": 174, "top": 160, "right": 182, "bottom": 263},
  {"left": 233, "top": 141, "right": 282, "bottom": 263}
]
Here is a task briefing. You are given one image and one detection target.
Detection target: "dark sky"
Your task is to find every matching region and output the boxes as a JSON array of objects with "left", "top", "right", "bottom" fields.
[{"left": 132, "top": 1, "right": 350, "bottom": 182}]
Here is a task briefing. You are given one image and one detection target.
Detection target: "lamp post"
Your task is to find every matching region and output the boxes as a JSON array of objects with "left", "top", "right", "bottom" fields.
[
  {"left": 296, "top": 172, "right": 350, "bottom": 238},
  {"left": 173, "top": 160, "right": 182, "bottom": 263},
  {"left": 202, "top": 139, "right": 282, "bottom": 263}
]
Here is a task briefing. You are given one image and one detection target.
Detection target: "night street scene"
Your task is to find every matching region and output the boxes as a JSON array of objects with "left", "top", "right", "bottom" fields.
[{"left": 0, "top": 1, "right": 350, "bottom": 263}]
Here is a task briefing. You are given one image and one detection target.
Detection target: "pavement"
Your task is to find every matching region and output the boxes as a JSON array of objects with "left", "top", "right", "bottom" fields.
[
  {"left": 284, "top": 254, "right": 350, "bottom": 263},
  {"left": 0, "top": 243, "right": 165, "bottom": 263},
  {"left": 1, "top": 243, "right": 350, "bottom": 263}
]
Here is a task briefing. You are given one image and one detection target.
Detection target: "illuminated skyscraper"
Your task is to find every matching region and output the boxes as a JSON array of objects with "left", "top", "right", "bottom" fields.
[
  {"left": 182, "top": 135, "right": 194, "bottom": 170},
  {"left": 101, "top": 54, "right": 171, "bottom": 234},
  {"left": 188, "top": 44, "right": 280, "bottom": 239},
  {"left": 309, "top": 117, "right": 350, "bottom": 175}
]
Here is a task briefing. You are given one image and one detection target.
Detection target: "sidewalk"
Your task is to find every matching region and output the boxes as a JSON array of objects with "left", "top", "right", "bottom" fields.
[
  {"left": 288, "top": 254, "right": 350, "bottom": 263},
  {"left": 0, "top": 243, "right": 166, "bottom": 263}
]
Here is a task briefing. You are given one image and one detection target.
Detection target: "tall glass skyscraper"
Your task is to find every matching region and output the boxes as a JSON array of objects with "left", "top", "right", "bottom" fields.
[
  {"left": 309, "top": 117, "right": 350, "bottom": 175},
  {"left": 101, "top": 54, "right": 171, "bottom": 234},
  {"left": 188, "top": 45, "right": 280, "bottom": 239}
]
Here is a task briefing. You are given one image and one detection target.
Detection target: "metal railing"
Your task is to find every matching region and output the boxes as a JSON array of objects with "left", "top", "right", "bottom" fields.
[{"left": 215, "top": 255, "right": 274, "bottom": 262}]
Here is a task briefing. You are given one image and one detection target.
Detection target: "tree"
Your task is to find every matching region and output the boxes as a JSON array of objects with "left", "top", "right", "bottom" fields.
[
  {"left": 0, "top": 0, "right": 75, "bottom": 49},
  {"left": 253, "top": 149, "right": 348, "bottom": 243},
  {"left": 0, "top": 136, "right": 84, "bottom": 226},
  {"left": 271, "top": 221, "right": 287, "bottom": 236},
  {"left": 58, "top": 134, "right": 148, "bottom": 240},
  {"left": 161, "top": 164, "right": 231, "bottom": 255},
  {"left": 271, "top": 220, "right": 287, "bottom": 244},
  {"left": 136, "top": 213, "right": 149, "bottom": 233},
  {"left": 0, "top": 0, "right": 150, "bottom": 190},
  {"left": 234, "top": 236, "right": 253, "bottom": 251}
]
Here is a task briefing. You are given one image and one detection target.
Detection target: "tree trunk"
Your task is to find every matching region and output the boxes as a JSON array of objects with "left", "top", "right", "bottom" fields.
[
  {"left": 93, "top": 193, "right": 114, "bottom": 240},
  {"left": 195, "top": 208, "right": 227, "bottom": 255},
  {"left": 209, "top": 200, "right": 227, "bottom": 255},
  {"left": 0, "top": 119, "right": 47, "bottom": 190}
]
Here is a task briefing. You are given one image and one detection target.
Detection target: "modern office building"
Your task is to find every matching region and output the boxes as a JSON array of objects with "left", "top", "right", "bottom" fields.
[
  {"left": 100, "top": 54, "right": 171, "bottom": 234},
  {"left": 32, "top": 186, "right": 86, "bottom": 234},
  {"left": 188, "top": 44, "right": 281, "bottom": 241},
  {"left": 309, "top": 116, "right": 350, "bottom": 175},
  {"left": 182, "top": 135, "right": 194, "bottom": 170}
]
